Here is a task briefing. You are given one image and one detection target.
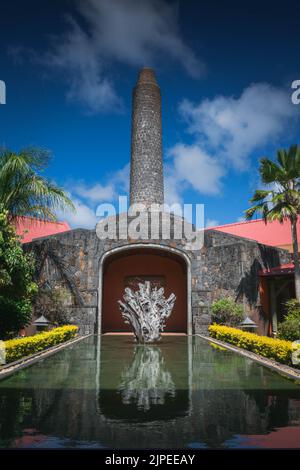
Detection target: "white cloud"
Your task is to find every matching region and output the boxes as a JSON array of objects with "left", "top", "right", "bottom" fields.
[
  {"left": 111, "top": 163, "right": 130, "bottom": 194},
  {"left": 44, "top": 16, "right": 122, "bottom": 114},
  {"left": 61, "top": 197, "right": 98, "bottom": 229},
  {"left": 168, "top": 144, "right": 224, "bottom": 195},
  {"left": 164, "top": 173, "right": 183, "bottom": 206},
  {"left": 179, "top": 83, "right": 296, "bottom": 170},
  {"left": 36, "top": 0, "right": 204, "bottom": 113},
  {"left": 60, "top": 162, "right": 130, "bottom": 228},
  {"left": 206, "top": 219, "right": 219, "bottom": 228},
  {"left": 164, "top": 143, "right": 225, "bottom": 205},
  {"left": 68, "top": 181, "right": 115, "bottom": 203},
  {"left": 78, "top": 0, "right": 204, "bottom": 78},
  {"left": 164, "top": 83, "right": 297, "bottom": 204}
]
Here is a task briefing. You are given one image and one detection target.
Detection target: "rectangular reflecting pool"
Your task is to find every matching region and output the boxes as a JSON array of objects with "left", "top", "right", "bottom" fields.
[{"left": 0, "top": 335, "right": 300, "bottom": 449}]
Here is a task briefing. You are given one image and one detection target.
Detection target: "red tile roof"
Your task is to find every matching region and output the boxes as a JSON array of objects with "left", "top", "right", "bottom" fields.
[
  {"left": 206, "top": 218, "right": 299, "bottom": 247},
  {"left": 14, "top": 216, "right": 70, "bottom": 243},
  {"left": 259, "top": 263, "right": 294, "bottom": 276}
]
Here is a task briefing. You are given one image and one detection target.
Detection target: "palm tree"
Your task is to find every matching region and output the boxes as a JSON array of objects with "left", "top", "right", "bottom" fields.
[
  {"left": 0, "top": 147, "right": 75, "bottom": 221},
  {"left": 245, "top": 145, "right": 300, "bottom": 300}
]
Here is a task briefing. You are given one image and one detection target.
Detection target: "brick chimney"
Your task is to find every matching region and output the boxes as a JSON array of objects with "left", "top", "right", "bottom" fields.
[{"left": 129, "top": 68, "right": 164, "bottom": 208}]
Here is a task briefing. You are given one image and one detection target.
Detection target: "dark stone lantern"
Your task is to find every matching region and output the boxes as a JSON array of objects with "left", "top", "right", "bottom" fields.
[
  {"left": 240, "top": 316, "right": 258, "bottom": 332},
  {"left": 33, "top": 315, "right": 51, "bottom": 332}
]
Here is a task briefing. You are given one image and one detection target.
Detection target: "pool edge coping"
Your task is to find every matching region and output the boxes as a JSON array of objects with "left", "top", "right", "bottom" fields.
[
  {"left": 0, "top": 334, "right": 92, "bottom": 380},
  {"left": 197, "top": 334, "right": 300, "bottom": 383}
]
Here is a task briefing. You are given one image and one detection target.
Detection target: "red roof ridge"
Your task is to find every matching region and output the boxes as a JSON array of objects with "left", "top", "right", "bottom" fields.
[
  {"left": 259, "top": 262, "right": 294, "bottom": 276},
  {"left": 205, "top": 218, "right": 265, "bottom": 230},
  {"left": 15, "top": 215, "right": 69, "bottom": 226},
  {"left": 14, "top": 216, "right": 71, "bottom": 243}
]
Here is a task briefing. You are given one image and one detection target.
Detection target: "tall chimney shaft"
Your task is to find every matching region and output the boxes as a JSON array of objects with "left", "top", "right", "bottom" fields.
[{"left": 129, "top": 68, "right": 164, "bottom": 207}]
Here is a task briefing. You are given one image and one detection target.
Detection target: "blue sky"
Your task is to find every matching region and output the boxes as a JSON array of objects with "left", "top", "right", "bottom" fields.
[{"left": 0, "top": 0, "right": 300, "bottom": 228}]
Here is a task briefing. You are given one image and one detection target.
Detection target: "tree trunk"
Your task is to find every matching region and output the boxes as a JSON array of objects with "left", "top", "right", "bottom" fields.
[{"left": 291, "top": 218, "right": 300, "bottom": 301}]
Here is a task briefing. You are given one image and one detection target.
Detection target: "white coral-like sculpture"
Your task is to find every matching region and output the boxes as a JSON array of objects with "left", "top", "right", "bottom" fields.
[
  {"left": 118, "top": 281, "right": 176, "bottom": 343},
  {"left": 118, "top": 346, "right": 176, "bottom": 410}
]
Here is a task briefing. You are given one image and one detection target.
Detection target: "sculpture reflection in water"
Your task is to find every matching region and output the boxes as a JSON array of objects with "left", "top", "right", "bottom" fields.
[
  {"left": 118, "top": 281, "right": 176, "bottom": 343},
  {"left": 117, "top": 345, "right": 176, "bottom": 411},
  {"left": 1, "top": 336, "right": 300, "bottom": 448}
]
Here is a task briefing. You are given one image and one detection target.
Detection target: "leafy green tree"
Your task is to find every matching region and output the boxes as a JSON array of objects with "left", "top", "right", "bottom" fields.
[
  {"left": 211, "top": 297, "right": 244, "bottom": 326},
  {"left": 0, "top": 207, "right": 38, "bottom": 339},
  {"left": 0, "top": 147, "right": 74, "bottom": 221},
  {"left": 246, "top": 145, "right": 300, "bottom": 300},
  {"left": 277, "top": 299, "right": 300, "bottom": 341}
]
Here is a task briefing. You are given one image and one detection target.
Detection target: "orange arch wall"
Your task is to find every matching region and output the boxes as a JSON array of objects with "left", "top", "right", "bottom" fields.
[{"left": 102, "top": 249, "right": 187, "bottom": 333}]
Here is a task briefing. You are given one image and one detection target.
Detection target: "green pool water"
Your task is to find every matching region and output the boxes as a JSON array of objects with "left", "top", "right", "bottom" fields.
[{"left": 0, "top": 335, "right": 300, "bottom": 449}]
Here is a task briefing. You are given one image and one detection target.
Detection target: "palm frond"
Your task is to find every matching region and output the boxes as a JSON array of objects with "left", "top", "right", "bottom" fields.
[
  {"left": 249, "top": 189, "right": 271, "bottom": 203},
  {"left": 245, "top": 202, "right": 269, "bottom": 221},
  {"left": 0, "top": 148, "right": 75, "bottom": 221},
  {"left": 247, "top": 144, "right": 300, "bottom": 227},
  {"left": 260, "top": 158, "right": 285, "bottom": 184}
]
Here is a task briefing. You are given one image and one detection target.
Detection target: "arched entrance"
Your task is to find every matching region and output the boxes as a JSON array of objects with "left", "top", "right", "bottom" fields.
[{"left": 99, "top": 244, "right": 191, "bottom": 335}]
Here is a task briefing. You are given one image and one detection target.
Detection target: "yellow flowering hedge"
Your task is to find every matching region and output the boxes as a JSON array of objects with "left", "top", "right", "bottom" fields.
[
  {"left": 209, "top": 324, "right": 300, "bottom": 367},
  {"left": 3, "top": 325, "right": 78, "bottom": 364}
]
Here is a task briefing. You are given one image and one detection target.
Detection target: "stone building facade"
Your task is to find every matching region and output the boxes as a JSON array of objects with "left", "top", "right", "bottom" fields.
[{"left": 25, "top": 68, "right": 291, "bottom": 336}]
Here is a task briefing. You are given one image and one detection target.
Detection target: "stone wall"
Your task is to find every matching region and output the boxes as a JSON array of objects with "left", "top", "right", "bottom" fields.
[
  {"left": 25, "top": 224, "right": 291, "bottom": 336},
  {"left": 199, "top": 230, "right": 291, "bottom": 334}
]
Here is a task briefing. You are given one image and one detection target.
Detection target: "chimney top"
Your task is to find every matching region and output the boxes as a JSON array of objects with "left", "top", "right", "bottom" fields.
[{"left": 137, "top": 67, "right": 158, "bottom": 86}]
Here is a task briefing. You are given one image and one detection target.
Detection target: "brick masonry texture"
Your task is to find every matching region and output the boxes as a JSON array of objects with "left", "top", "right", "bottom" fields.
[{"left": 130, "top": 68, "right": 164, "bottom": 207}]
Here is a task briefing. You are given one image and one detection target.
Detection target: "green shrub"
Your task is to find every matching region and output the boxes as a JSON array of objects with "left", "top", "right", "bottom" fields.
[
  {"left": 277, "top": 299, "right": 300, "bottom": 341},
  {"left": 3, "top": 325, "right": 78, "bottom": 364},
  {"left": 211, "top": 297, "right": 244, "bottom": 326},
  {"left": 0, "top": 207, "right": 38, "bottom": 339},
  {"left": 209, "top": 324, "right": 300, "bottom": 367},
  {"left": 282, "top": 299, "right": 300, "bottom": 318}
]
